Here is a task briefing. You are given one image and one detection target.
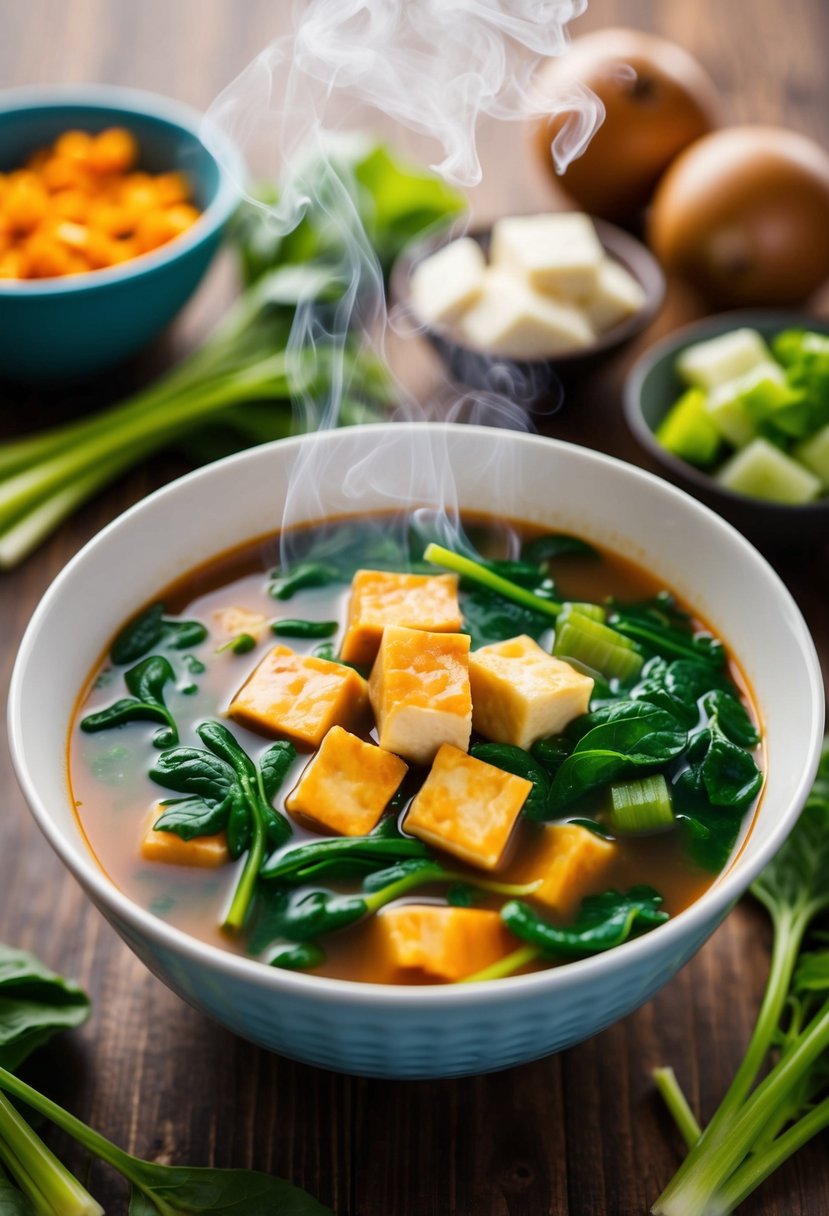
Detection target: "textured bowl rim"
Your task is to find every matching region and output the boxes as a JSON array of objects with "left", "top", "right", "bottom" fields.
[
  {"left": 623, "top": 309, "right": 829, "bottom": 520},
  {"left": 8, "top": 423, "right": 825, "bottom": 1010},
  {"left": 0, "top": 82, "right": 244, "bottom": 296}
]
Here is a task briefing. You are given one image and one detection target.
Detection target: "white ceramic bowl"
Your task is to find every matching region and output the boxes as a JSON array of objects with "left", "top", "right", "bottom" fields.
[{"left": 8, "top": 424, "right": 824, "bottom": 1078}]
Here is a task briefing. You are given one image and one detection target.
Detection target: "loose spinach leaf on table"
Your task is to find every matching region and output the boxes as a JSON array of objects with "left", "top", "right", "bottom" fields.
[
  {"left": 0, "top": 946, "right": 90, "bottom": 1072},
  {"left": 110, "top": 604, "right": 208, "bottom": 666},
  {"left": 80, "top": 656, "right": 179, "bottom": 748},
  {"left": 502, "top": 886, "right": 668, "bottom": 959},
  {"left": 125, "top": 1164, "right": 333, "bottom": 1215}
]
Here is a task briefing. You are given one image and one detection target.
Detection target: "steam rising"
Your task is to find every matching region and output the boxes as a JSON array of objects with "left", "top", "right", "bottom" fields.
[{"left": 205, "top": 0, "right": 603, "bottom": 559}]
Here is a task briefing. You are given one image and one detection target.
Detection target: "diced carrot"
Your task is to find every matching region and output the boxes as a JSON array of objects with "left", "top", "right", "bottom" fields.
[
  {"left": 0, "top": 249, "right": 25, "bottom": 279},
  {"left": 3, "top": 172, "right": 48, "bottom": 233},
  {"left": 88, "top": 127, "right": 139, "bottom": 175},
  {"left": 54, "top": 129, "right": 94, "bottom": 165},
  {"left": 49, "top": 188, "right": 92, "bottom": 222},
  {"left": 155, "top": 171, "right": 191, "bottom": 206},
  {"left": 23, "top": 233, "right": 73, "bottom": 278}
]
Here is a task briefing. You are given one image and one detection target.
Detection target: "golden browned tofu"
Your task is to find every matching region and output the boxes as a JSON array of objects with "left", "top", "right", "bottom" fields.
[
  {"left": 340, "top": 570, "right": 462, "bottom": 666},
  {"left": 228, "top": 645, "right": 368, "bottom": 750},
  {"left": 368, "top": 626, "right": 471, "bottom": 764},
  {"left": 141, "top": 815, "right": 230, "bottom": 868},
  {"left": 286, "top": 726, "right": 408, "bottom": 836},
  {"left": 514, "top": 823, "right": 617, "bottom": 918},
  {"left": 377, "top": 904, "right": 515, "bottom": 981},
  {"left": 469, "top": 635, "right": 593, "bottom": 750},
  {"left": 404, "top": 743, "right": 530, "bottom": 870}
]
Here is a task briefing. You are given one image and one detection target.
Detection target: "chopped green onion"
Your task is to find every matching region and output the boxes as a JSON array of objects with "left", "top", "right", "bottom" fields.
[
  {"left": 609, "top": 774, "right": 674, "bottom": 834},
  {"left": 553, "top": 611, "right": 643, "bottom": 682},
  {"left": 423, "top": 543, "right": 562, "bottom": 618},
  {"left": 558, "top": 601, "right": 606, "bottom": 624}
]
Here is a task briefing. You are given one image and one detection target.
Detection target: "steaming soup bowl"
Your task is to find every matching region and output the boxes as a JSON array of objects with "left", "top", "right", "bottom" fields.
[{"left": 8, "top": 424, "right": 824, "bottom": 1079}]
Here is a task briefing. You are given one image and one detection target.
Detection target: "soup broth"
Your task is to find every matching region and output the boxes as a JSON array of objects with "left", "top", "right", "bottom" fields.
[{"left": 69, "top": 514, "right": 763, "bottom": 985}]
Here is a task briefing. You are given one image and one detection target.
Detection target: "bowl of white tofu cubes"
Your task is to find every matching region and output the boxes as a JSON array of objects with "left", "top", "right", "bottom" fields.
[
  {"left": 397, "top": 211, "right": 664, "bottom": 398},
  {"left": 624, "top": 311, "right": 829, "bottom": 548}
]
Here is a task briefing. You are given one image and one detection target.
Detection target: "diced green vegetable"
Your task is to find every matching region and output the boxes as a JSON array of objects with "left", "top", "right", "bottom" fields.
[
  {"left": 655, "top": 387, "right": 722, "bottom": 467},
  {"left": 705, "top": 364, "right": 788, "bottom": 448},
  {"left": 553, "top": 611, "right": 643, "bottom": 682},
  {"left": 609, "top": 773, "right": 674, "bottom": 834},
  {"left": 793, "top": 422, "right": 829, "bottom": 488},
  {"left": 715, "top": 437, "right": 822, "bottom": 504},
  {"left": 677, "top": 328, "right": 771, "bottom": 390}
]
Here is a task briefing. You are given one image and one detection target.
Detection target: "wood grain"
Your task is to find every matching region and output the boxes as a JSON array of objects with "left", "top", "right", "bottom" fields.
[{"left": 1, "top": 2, "right": 828, "bottom": 1212}]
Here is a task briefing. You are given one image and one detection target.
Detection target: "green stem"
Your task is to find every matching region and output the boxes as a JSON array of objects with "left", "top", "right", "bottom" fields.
[
  {"left": 459, "top": 944, "right": 541, "bottom": 983},
  {"left": 653, "top": 904, "right": 808, "bottom": 1212},
  {"left": 222, "top": 777, "right": 269, "bottom": 934},
  {"left": 652, "top": 1068, "right": 702, "bottom": 1151},
  {"left": 0, "top": 1125, "right": 57, "bottom": 1214},
  {"left": 423, "top": 543, "right": 562, "bottom": 619},
  {"left": 653, "top": 998, "right": 829, "bottom": 1216},
  {"left": 717, "top": 1093, "right": 829, "bottom": 1213},
  {"left": 0, "top": 1091, "right": 102, "bottom": 1216}
]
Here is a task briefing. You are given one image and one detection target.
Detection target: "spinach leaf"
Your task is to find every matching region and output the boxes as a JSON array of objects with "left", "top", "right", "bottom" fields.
[
  {"left": 701, "top": 688, "right": 761, "bottom": 747},
  {"left": 530, "top": 735, "right": 573, "bottom": 775},
  {"left": 269, "top": 561, "right": 341, "bottom": 600},
  {"left": 609, "top": 610, "right": 726, "bottom": 667},
  {"left": 672, "top": 769, "right": 745, "bottom": 872},
  {"left": 149, "top": 723, "right": 293, "bottom": 930},
  {"left": 698, "top": 733, "right": 763, "bottom": 809},
  {"left": 482, "top": 560, "right": 557, "bottom": 597},
  {"left": 110, "top": 605, "right": 207, "bottom": 665},
  {"left": 260, "top": 834, "right": 430, "bottom": 883},
  {"left": 124, "top": 1164, "right": 333, "bottom": 1214},
  {"left": 520, "top": 533, "right": 598, "bottom": 565},
  {"left": 0, "top": 946, "right": 90, "bottom": 1072},
  {"left": 271, "top": 619, "right": 339, "bottom": 639},
  {"left": 459, "top": 586, "right": 550, "bottom": 650},
  {"left": 469, "top": 742, "right": 551, "bottom": 818},
  {"left": 80, "top": 656, "right": 179, "bottom": 747},
  {"left": 269, "top": 944, "right": 326, "bottom": 972},
  {"left": 502, "top": 886, "right": 668, "bottom": 958},
  {"left": 547, "top": 702, "right": 687, "bottom": 813}
]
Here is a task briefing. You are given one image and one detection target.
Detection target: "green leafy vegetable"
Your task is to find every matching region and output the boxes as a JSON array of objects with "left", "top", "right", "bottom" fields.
[
  {"left": 150, "top": 723, "right": 294, "bottom": 932},
  {"left": 652, "top": 740, "right": 829, "bottom": 1215},
  {"left": 270, "top": 619, "right": 339, "bottom": 639},
  {"left": 0, "top": 947, "right": 90, "bottom": 1076},
  {"left": 545, "top": 701, "right": 687, "bottom": 814},
  {"left": 80, "top": 656, "right": 179, "bottom": 748},
  {"left": 0, "top": 1065, "right": 332, "bottom": 1216},
  {"left": 520, "top": 533, "right": 599, "bottom": 565},
  {"left": 502, "top": 885, "right": 668, "bottom": 958},
  {"left": 216, "top": 632, "right": 257, "bottom": 655},
  {"left": 260, "top": 833, "right": 430, "bottom": 883}
]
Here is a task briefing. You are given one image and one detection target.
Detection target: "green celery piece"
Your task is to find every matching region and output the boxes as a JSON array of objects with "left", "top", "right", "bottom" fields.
[
  {"left": 716, "top": 437, "right": 822, "bottom": 504},
  {"left": 608, "top": 774, "right": 674, "bottom": 834},
  {"left": 553, "top": 612, "right": 643, "bottom": 682},
  {"left": 655, "top": 387, "right": 722, "bottom": 467},
  {"left": 793, "top": 422, "right": 829, "bottom": 488},
  {"left": 705, "top": 363, "right": 788, "bottom": 449}
]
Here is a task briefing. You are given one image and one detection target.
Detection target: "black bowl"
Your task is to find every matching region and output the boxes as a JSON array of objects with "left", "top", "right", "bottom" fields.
[
  {"left": 391, "top": 217, "right": 665, "bottom": 403},
  {"left": 623, "top": 310, "right": 829, "bottom": 550}
]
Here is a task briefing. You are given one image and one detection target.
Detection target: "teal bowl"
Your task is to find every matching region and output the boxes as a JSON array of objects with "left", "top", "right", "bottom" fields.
[{"left": 0, "top": 85, "right": 242, "bottom": 384}]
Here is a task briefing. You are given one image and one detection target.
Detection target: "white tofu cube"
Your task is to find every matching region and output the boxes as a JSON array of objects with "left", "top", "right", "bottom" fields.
[
  {"left": 490, "top": 212, "right": 604, "bottom": 297},
  {"left": 409, "top": 237, "right": 487, "bottom": 326},
  {"left": 677, "top": 328, "right": 772, "bottom": 390},
  {"left": 469, "top": 635, "right": 593, "bottom": 750},
  {"left": 583, "top": 258, "right": 646, "bottom": 332},
  {"left": 458, "top": 268, "right": 594, "bottom": 360}
]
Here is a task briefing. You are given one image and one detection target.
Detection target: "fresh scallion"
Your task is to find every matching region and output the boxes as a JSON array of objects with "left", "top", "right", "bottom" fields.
[
  {"left": 553, "top": 611, "right": 643, "bottom": 682},
  {"left": 608, "top": 774, "right": 674, "bottom": 834}
]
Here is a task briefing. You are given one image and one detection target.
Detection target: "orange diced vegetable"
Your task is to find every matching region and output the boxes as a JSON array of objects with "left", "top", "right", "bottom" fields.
[{"left": 88, "top": 127, "right": 139, "bottom": 175}]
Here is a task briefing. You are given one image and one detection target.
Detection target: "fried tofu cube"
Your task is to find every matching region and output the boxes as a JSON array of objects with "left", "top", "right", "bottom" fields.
[
  {"left": 514, "top": 823, "right": 617, "bottom": 918},
  {"left": 341, "top": 570, "right": 462, "bottom": 667},
  {"left": 369, "top": 626, "right": 472, "bottom": 764},
  {"left": 469, "top": 635, "right": 593, "bottom": 750},
  {"left": 285, "top": 726, "right": 408, "bottom": 836},
  {"left": 141, "top": 815, "right": 230, "bottom": 868},
  {"left": 404, "top": 743, "right": 530, "bottom": 870},
  {"left": 228, "top": 645, "right": 368, "bottom": 750},
  {"left": 378, "top": 904, "right": 515, "bottom": 981}
]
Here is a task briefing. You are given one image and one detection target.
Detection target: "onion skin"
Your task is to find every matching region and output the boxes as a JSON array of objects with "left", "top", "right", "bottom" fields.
[
  {"left": 533, "top": 28, "right": 720, "bottom": 224},
  {"left": 648, "top": 125, "right": 829, "bottom": 307}
]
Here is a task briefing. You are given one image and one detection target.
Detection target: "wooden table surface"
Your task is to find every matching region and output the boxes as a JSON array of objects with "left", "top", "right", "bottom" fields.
[{"left": 2, "top": 2, "right": 828, "bottom": 1212}]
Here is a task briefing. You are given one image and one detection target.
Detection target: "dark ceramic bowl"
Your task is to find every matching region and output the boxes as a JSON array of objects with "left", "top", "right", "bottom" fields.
[
  {"left": 391, "top": 218, "right": 665, "bottom": 402},
  {"left": 623, "top": 311, "right": 829, "bottom": 550}
]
